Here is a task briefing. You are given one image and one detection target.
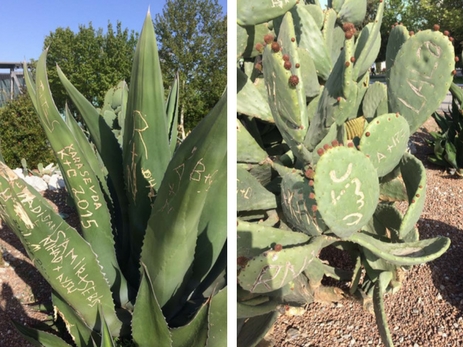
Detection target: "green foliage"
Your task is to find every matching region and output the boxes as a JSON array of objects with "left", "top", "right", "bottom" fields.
[
  {"left": 237, "top": 1, "right": 453, "bottom": 346},
  {"left": 376, "top": 0, "right": 463, "bottom": 61},
  {"left": 0, "top": 93, "right": 55, "bottom": 168},
  {"left": 0, "top": 12, "right": 226, "bottom": 346},
  {"left": 153, "top": 0, "right": 227, "bottom": 132},
  {"left": 43, "top": 21, "right": 138, "bottom": 111},
  {"left": 428, "top": 83, "right": 463, "bottom": 176}
]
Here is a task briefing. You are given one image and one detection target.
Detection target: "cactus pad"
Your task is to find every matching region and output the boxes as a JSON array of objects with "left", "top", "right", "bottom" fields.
[
  {"left": 314, "top": 146, "right": 379, "bottom": 238},
  {"left": 359, "top": 113, "right": 410, "bottom": 177},
  {"left": 280, "top": 169, "right": 328, "bottom": 236},
  {"left": 388, "top": 29, "right": 455, "bottom": 133}
]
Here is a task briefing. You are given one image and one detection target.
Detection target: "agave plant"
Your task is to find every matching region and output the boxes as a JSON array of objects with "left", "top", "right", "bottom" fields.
[
  {"left": 0, "top": 11, "right": 226, "bottom": 346},
  {"left": 237, "top": 1, "right": 453, "bottom": 346},
  {"left": 428, "top": 82, "right": 463, "bottom": 176}
]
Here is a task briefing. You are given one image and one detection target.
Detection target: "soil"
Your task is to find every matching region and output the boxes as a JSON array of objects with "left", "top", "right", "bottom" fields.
[{"left": 263, "top": 117, "right": 463, "bottom": 347}]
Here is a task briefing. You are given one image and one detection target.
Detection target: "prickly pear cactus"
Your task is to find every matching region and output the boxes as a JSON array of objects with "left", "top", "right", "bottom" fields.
[{"left": 237, "top": 1, "right": 454, "bottom": 346}]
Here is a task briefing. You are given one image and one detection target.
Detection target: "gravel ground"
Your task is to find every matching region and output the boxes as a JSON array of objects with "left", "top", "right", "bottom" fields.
[{"left": 264, "top": 118, "right": 463, "bottom": 347}]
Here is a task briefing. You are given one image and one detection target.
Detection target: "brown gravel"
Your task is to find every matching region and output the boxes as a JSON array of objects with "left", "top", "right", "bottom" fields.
[{"left": 266, "top": 117, "right": 463, "bottom": 347}]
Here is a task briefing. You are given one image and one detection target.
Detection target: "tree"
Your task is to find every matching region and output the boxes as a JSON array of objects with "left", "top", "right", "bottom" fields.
[
  {"left": 0, "top": 92, "right": 55, "bottom": 168},
  {"left": 374, "top": 0, "right": 463, "bottom": 62},
  {"left": 153, "top": 0, "right": 227, "bottom": 133},
  {"left": 43, "top": 22, "right": 138, "bottom": 111}
]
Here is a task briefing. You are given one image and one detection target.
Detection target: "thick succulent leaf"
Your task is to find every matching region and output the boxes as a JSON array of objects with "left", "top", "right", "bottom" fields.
[
  {"left": 63, "top": 104, "right": 110, "bottom": 193},
  {"left": 399, "top": 153, "right": 426, "bottom": 238},
  {"left": 291, "top": 3, "right": 332, "bottom": 80},
  {"left": 314, "top": 146, "right": 380, "bottom": 238},
  {"left": 237, "top": 68, "right": 273, "bottom": 122},
  {"left": 192, "top": 168, "right": 227, "bottom": 285},
  {"left": 141, "top": 92, "right": 226, "bottom": 316},
  {"left": 237, "top": 312, "right": 279, "bottom": 347},
  {"left": 236, "top": 118, "right": 269, "bottom": 164},
  {"left": 23, "top": 62, "right": 38, "bottom": 110},
  {"left": 238, "top": 236, "right": 335, "bottom": 293},
  {"left": 237, "top": 0, "right": 297, "bottom": 26},
  {"left": 53, "top": 291, "right": 95, "bottom": 347},
  {"left": 56, "top": 71, "right": 131, "bottom": 276},
  {"left": 11, "top": 320, "right": 72, "bottom": 347},
  {"left": 348, "top": 231, "right": 450, "bottom": 266},
  {"left": 123, "top": 10, "right": 171, "bottom": 270},
  {"left": 166, "top": 72, "right": 180, "bottom": 155},
  {"left": 373, "top": 272, "right": 394, "bottom": 347},
  {"left": 237, "top": 220, "right": 310, "bottom": 258},
  {"left": 388, "top": 29, "right": 455, "bottom": 133},
  {"left": 352, "top": 0, "right": 384, "bottom": 80},
  {"left": 237, "top": 166, "right": 277, "bottom": 212},
  {"left": 171, "top": 301, "right": 208, "bottom": 347},
  {"left": 99, "top": 306, "right": 117, "bottom": 347},
  {"left": 0, "top": 163, "right": 122, "bottom": 334},
  {"left": 132, "top": 264, "right": 172, "bottom": 346},
  {"left": 206, "top": 287, "right": 227, "bottom": 347},
  {"left": 25, "top": 50, "right": 128, "bottom": 303}
]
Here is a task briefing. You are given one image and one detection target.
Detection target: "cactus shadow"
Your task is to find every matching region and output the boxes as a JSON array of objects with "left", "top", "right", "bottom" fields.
[{"left": 417, "top": 218, "right": 463, "bottom": 317}]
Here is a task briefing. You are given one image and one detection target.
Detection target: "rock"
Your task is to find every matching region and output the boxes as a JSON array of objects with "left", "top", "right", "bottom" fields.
[
  {"left": 12, "top": 168, "right": 24, "bottom": 179},
  {"left": 23, "top": 175, "right": 49, "bottom": 192}
]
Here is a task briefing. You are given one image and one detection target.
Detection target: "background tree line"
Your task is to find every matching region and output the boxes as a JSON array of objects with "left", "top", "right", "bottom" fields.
[{"left": 363, "top": 0, "right": 463, "bottom": 64}]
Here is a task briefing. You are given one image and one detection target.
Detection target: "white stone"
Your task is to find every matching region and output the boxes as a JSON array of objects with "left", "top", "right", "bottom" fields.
[
  {"left": 23, "top": 175, "right": 48, "bottom": 192},
  {"left": 12, "top": 168, "right": 24, "bottom": 179},
  {"left": 47, "top": 175, "right": 59, "bottom": 191},
  {"left": 42, "top": 174, "right": 51, "bottom": 183}
]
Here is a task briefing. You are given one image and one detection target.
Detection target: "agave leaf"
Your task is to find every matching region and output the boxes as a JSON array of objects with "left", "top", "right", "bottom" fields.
[
  {"left": 98, "top": 306, "right": 117, "bottom": 347},
  {"left": 26, "top": 49, "right": 129, "bottom": 305},
  {"left": 23, "top": 62, "right": 38, "bottom": 110},
  {"left": 166, "top": 72, "right": 180, "bottom": 155},
  {"left": 170, "top": 300, "right": 208, "bottom": 347},
  {"left": 0, "top": 162, "right": 122, "bottom": 335},
  {"left": 237, "top": 312, "right": 279, "bottom": 347},
  {"left": 132, "top": 263, "right": 172, "bottom": 347},
  {"left": 206, "top": 287, "right": 227, "bottom": 347},
  {"left": 11, "top": 320, "right": 72, "bottom": 347},
  {"left": 123, "top": 10, "right": 171, "bottom": 270},
  {"left": 191, "top": 167, "right": 227, "bottom": 286},
  {"left": 52, "top": 290, "right": 95, "bottom": 347},
  {"left": 141, "top": 91, "right": 226, "bottom": 316},
  {"left": 63, "top": 104, "right": 110, "bottom": 190},
  {"left": 56, "top": 67, "right": 131, "bottom": 273}
]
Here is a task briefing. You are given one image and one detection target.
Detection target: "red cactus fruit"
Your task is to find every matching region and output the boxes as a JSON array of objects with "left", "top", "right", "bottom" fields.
[
  {"left": 295, "top": 63, "right": 300, "bottom": 68},
  {"left": 433, "top": 24, "right": 440, "bottom": 31},
  {"left": 345, "top": 61, "right": 350, "bottom": 67},
  {"left": 274, "top": 244, "right": 283, "bottom": 252},
  {"left": 282, "top": 54, "right": 290, "bottom": 61},
  {"left": 284, "top": 61, "right": 292, "bottom": 70},
  {"left": 317, "top": 148, "right": 324, "bottom": 156},
  {"left": 444, "top": 30, "right": 450, "bottom": 36},
  {"left": 271, "top": 41, "right": 280, "bottom": 52},
  {"left": 350, "top": 56, "right": 356, "bottom": 63},
  {"left": 288, "top": 75, "right": 299, "bottom": 87},
  {"left": 264, "top": 34, "right": 274, "bottom": 44}
]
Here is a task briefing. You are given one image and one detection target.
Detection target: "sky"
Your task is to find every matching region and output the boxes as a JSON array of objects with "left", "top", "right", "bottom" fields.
[{"left": 0, "top": 0, "right": 227, "bottom": 64}]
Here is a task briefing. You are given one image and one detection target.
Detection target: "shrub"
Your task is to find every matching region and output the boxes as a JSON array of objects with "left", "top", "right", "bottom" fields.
[{"left": 0, "top": 93, "right": 55, "bottom": 168}]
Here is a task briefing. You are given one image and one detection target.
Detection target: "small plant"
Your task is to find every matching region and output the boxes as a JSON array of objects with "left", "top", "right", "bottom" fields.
[
  {"left": 428, "top": 83, "right": 463, "bottom": 176},
  {"left": 0, "top": 11, "right": 226, "bottom": 346},
  {"left": 237, "top": 1, "right": 453, "bottom": 346}
]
